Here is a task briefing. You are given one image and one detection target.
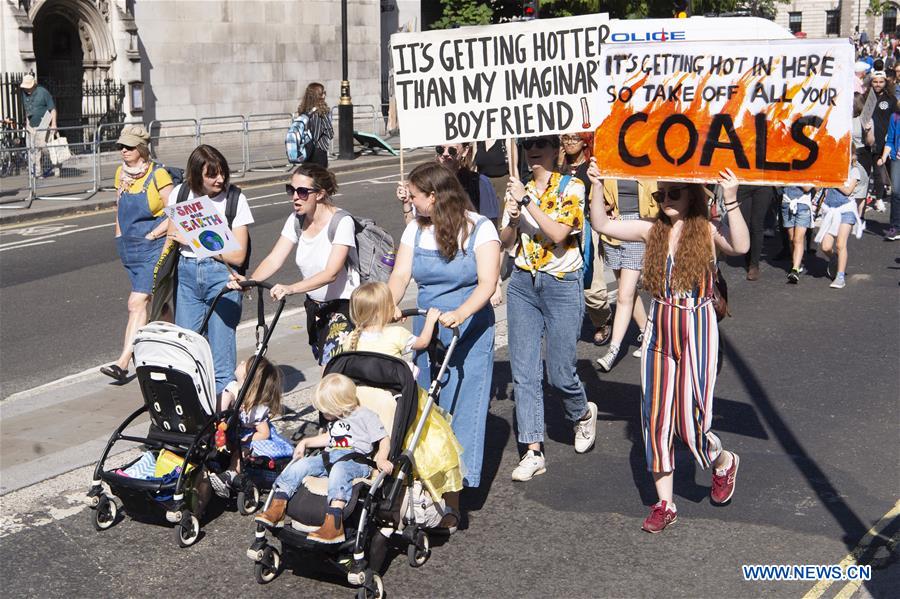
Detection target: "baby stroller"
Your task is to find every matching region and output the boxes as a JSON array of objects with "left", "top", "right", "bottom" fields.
[
  {"left": 86, "top": 281, "right": 287, "bottom": 547},
  {"left": 247, "top": 309, "right": 460, "bottom": 598}
]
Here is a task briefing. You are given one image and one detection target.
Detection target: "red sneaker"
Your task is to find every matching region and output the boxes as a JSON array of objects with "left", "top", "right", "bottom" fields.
[
  {"left": 711, "top": 451, "right": 740, "bottom": 505},
  {"left": 641, "top": 500, "right": 677, "bottom": 534}
]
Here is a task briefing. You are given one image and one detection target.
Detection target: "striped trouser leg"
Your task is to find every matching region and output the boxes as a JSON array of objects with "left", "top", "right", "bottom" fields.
[
  {"left": 641, "top": 302, "right": 678, "bottom": 473},
  {"left": 677, "top": 303, "right": 721, "bottom": 469}
]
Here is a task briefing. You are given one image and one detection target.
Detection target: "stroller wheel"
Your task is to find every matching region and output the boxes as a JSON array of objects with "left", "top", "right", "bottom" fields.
[
  {"left": 237, "top": 484, "right": 260, "bottom": 516},
  {"left": 176, "top": 513, "right": 201, "bottom": 548},
  {"left": 407, "top": 530, "right": 431, "bottom": 568},
  {"left": 355, "top": 572, "right": 384, "bottom": 599},
  {"left": 254, "top": 546, "right": 282, "bottom": 584},
  {"left": 92, "top": 496, "right": 118, "bottom": 531}
]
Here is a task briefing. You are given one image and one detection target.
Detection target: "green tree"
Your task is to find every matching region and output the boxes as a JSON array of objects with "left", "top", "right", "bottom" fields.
[{"left": 433, "top": 0, "right": 494, "bottom": 29}]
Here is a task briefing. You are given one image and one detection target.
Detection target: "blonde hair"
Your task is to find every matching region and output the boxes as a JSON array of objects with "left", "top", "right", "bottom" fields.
[
  {"left": 347, "top": 282, "right": 395, "bottom": 352},
  {"left": 313, "top": 373, "right": 359, "bottom": 418},
  {"left": 241, "top": 355, "right": 283, "bottom": 417}
]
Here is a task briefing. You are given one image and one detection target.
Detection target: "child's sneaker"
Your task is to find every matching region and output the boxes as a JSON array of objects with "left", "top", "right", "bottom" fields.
[
  {"left": 308, "top": 507, "right": 345, "bottom": 544},
  {"left": 511, "top": 449, "right": 546, "bottom": 482},
  {"left": 641, "top": 500, "right": 677, "bottom": 533},
  {"left": 210, "top": 470, "right": 236, "bottom": 498},
  {"left": 711, "top": 451, "right": 740, "bottom": 505},
  {"left": 830, "top": 274, "right": 846, "bottom": 289}
]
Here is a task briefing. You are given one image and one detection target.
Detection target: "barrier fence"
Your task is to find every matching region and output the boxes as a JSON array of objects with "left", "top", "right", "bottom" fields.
[{"left": 2, "top": 110, "right": 395, "bottom": 207}]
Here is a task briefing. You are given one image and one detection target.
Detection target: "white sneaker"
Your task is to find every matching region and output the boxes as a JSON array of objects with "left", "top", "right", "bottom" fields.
[
  {"left": 574, "top": 402, "right": 598, "bottom": 453},
  {"left": 632, "top": 333, "right": 644, "bottom": 358},
  {"left": 511, "top": 450, "right": 546, "bottom": 482},
  {"left": 875, "top": 199, "right": 886, "bottom": 213}
]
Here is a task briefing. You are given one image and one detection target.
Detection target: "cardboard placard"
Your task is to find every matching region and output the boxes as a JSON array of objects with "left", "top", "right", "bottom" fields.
[{"left": 163, "top": 197, "right": 242, "bottom": 259}]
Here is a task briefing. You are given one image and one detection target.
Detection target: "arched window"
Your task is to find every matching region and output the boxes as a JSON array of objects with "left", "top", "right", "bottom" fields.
[{"left": 884, "top": 6, "right": 898, "bottom": 36}]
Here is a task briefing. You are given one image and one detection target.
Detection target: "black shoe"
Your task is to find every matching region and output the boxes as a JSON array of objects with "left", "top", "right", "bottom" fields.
[
  {"left": 210, "top": 471, "right": 235, "bottom": 498},
  {"left": 787, "top": 269, "right": 800, "bottom": 284},
  {"left": 99, "top": 364, "right": 128, "bottom": 383}
]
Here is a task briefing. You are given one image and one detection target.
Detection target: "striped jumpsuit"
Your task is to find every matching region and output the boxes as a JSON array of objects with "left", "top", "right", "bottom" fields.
[{"left": 640, "top": 255, "right": 722, "bottom": 473}]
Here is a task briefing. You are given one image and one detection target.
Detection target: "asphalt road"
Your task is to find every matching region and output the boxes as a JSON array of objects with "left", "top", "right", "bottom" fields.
[
  {"left": 0, "top": 163, "right": 412, "bottom": 398},
  {"left": 0, "top": 205, "right": 897, "bottom": 597}
]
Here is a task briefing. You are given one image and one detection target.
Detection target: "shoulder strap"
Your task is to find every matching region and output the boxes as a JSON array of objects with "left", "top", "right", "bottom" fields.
[
  {"left": 141, "top": 166, "right": 161, "bottom": 192},
  {"left": 176, "top": 182, "right": 191, "bottom": 204},
  {"left": 467, "top": 216, "right": 489, "bottom": 252},
  {"left": 327, "top": 208, "right": 354, "bottom": 243},
  {"left": 224, "top": 185, "right": 241, "bottom": 228}
]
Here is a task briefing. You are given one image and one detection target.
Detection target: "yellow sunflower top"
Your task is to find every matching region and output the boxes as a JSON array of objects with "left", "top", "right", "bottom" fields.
[{"left": 502, "top": 172, "right": 585, "bottom": 278}]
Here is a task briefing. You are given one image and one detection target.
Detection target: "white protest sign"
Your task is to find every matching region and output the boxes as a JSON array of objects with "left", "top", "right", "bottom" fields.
[
  {"left": 594, "top": 39, "right": 854, "bottom": 185},
  {"left": 164, "top": 197, "right": 242, "bottom": 259},
  {"left": 390, "top": 14, "right": 612, "bottom": 148}
]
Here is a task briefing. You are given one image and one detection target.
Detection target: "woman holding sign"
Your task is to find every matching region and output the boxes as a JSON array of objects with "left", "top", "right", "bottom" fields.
[
  {"left": 588, "top": 161, "right": 749, "bottom": 534},
  {"left": 167, "top": 145, "right": 253, "bottom": 395},
  {"left": 229, "top": 164, "right": 358, "bottom": 366},
  {"left": 500, "top": 135, "right": 597, "bottom": 483},
  {"left": 389, "top": 161, "right": 500, "bottom": 529},
  {"left": 100, "top": 125, "right": 173, "bottom": 383}
]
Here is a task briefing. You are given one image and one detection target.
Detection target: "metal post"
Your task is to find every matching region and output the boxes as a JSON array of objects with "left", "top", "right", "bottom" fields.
[{"left": 339, "top": 0, "right": 355, "bottom": 160}]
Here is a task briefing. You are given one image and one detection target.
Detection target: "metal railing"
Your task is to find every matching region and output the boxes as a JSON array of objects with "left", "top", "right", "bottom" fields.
[
  {"left": 32, "top": 125, "right": 99, "bottom": 201},
  {"left": 0, "top": 125, "right": 32, "bottom": 209},
  {"left": 198, "top": 115, "right": 246, "bottom": 178},
  {"left": 245, "top": 113, "right": 293, "bottom": 172}
]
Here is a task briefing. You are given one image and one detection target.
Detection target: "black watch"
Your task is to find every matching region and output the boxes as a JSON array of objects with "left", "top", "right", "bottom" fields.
[{"left": 517, "top": 193, "right": 532, "bottom": 208}]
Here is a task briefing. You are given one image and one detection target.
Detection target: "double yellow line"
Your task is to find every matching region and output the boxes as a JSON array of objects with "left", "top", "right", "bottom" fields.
[{"left": 803, "top": 499, "right": 900, "bottom": 599}]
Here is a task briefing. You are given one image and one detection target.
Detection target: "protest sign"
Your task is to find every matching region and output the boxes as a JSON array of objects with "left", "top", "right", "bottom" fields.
[
  {"left": 390, "top": 14, "right": 612, "bottom": 148},
  {"left": 593, "top": 39, "right": 854, "bottom": 185},
  {"left": 163, "top": 197, "right": 242, "bottom": 259}
]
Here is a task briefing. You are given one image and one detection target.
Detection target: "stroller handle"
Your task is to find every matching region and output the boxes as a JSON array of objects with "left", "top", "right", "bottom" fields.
[
  {"left": 237, "top": 279, "right": 273, "bottom": 291},
  {"left": 399, "top": 307, "right": 460, "bottom": 340}
]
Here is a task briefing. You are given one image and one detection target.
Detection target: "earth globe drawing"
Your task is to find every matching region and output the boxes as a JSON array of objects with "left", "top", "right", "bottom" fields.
[{"left": 198, "top": 230, "right": 226, "bottom": 252}]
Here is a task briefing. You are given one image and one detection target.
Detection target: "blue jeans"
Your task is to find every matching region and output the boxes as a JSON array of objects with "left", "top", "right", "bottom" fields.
[
  {"left": 507, "top": 268, "right": 588, "bottom": 444},
  {"left": 890, "top": 159, "right": 900, "bottom": 228},
  {"left": 273, "top": 450, "right": 372, "bottom": 504},
  {"left": 175, "top": 256, "right": 242, "bottom": 394}
]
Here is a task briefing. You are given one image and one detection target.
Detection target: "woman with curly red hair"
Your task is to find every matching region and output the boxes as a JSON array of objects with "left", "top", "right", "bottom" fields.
[{"left": 588, "top": 160, "right": 750, "bottom": 534}]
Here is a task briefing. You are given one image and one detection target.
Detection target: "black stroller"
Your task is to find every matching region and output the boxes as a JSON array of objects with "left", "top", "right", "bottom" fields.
[
  {"left": 86, "top": 281, "right": 287, "bottom": 547},
  {"left": 247, "top": 309, "right": 460, "bottom": 598}
]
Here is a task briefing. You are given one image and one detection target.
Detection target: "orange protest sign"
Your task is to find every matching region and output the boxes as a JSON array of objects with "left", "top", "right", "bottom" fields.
[{"left": 594, "top": 39, "right": 854, "bottom": 186}]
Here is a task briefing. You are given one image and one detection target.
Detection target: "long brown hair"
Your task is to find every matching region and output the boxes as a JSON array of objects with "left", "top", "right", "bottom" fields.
[
  {"left": 642, "top": 184, "right": 714, "bottom": 298},
  {"left": 408, "top": 162, "right": 474, "bottom": 260},
  {"left": 298, "top": 82, "right": 329, "bottom": 117},
  {"left": 241, "top": 355, "right": 283, "bottom": 418},
  {"left": 186, "top": 144, "right": 230, "bottom": 195}
]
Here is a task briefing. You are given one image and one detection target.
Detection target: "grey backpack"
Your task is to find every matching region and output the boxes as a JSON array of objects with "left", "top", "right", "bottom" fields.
[{"left": 294, "top": 209, "right": 395, "bottom": 284}]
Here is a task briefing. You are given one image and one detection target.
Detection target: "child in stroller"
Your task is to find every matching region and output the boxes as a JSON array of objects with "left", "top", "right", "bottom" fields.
[
  {"left": 256, "top": 373, "right": 393, "bottom": 544},
  {"left": 210, "top": 354, "right": 294, "bottom": 498}
]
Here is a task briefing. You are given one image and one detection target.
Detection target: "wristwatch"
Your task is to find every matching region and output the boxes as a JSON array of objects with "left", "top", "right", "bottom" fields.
[{"left": 517, "top": 193, "right": 533, "bottom": 208}]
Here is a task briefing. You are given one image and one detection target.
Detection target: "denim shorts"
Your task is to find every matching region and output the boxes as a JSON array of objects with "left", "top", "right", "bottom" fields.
[
  {"left": 116, "top": 236, "right": 164, "bottom": 294},
  {"left": 839, "top": 211, "right": 858, "bottom": 225},
  {"left": 781, "top": 203, "right": 812, "bottom": 229}
]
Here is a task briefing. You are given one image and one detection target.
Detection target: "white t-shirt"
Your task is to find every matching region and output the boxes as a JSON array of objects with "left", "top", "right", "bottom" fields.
[
  {"left": 399, "top": 210, "right": 499, "bottom": 252},
  {"left": 279, "top": 212, "right": 360, "bottom": 302},
  {"left": 167, "top": 184, "right": 254, "bottom": 258}
]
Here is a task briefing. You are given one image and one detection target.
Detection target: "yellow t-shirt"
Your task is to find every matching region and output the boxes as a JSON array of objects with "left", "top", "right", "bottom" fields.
[
  {"left": 114, "top": 164, "right": 173, "bottom": 217},
  {"left": 341, "top": 325, "right": 415, "bottom": 358}
]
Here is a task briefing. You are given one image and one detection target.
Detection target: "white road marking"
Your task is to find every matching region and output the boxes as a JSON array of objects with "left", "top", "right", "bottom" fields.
[
  {"left": 0, "top": 240, "right": 56, "bottom": 252},
  {"left": 0, "top": 222, "right": 114, "bottom": 248}
]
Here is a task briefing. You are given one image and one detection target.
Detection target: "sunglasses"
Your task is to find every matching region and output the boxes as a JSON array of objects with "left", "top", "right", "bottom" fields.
[
  {"left": 117, "top": 144, "right": 136, "bottom": 151},
  {"left": 520, "top": 139, "right": 556, "bottom": 150},
  {"left": 285, "top": 184, "right": 320, "bottom": 200},
  {"left": 561, "top": 136, "right": 583, "bottom": 144},
  {"left": 651, "top": 186, "right": 690, "bottom": 203},
  {"left": 435, "top": 146, "right": 459, "bottom": 157}
]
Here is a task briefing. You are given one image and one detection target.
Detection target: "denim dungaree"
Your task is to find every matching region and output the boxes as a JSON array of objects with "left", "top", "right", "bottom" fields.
[
  {"left": 411, "top": 217, "right": 495, "bottom": 488},
  {"left": 116, "top": 166, "right": 165, "bottom": 294}
]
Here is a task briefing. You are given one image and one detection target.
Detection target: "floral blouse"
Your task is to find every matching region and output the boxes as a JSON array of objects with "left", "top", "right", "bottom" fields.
[{"left": 502, "top": 172, "right": 585, "bottom": 278}]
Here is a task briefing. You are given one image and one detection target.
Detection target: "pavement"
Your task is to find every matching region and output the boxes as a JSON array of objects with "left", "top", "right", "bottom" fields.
[{"left": 1, "top": 189, "right": 898, "bottom": 596}]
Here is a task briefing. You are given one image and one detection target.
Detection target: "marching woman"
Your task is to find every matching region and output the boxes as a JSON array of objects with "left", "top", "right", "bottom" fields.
[
  {"left": 588, "top": 160, "right": 750, "bottom": 533},
  {"left": 501, "top": 135, "right": 597, "bottom": 483},
  {"left": 168, "top": 145, "right": 253, "bottom": 395},
  {"left": 229, "top": 163, "right": 358, "bottom": 366},
  {"left": 389, "top": 161, "right": 500, "bottom": 531},
  {"left": 101, "top": 125, "right": 173, "bottom": 383},
  {"left": 297, "top": 82, "right": 334, "bottom": 168}
]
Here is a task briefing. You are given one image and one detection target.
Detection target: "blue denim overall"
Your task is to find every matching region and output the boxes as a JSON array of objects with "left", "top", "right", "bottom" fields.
[
  {"left": 411, "top": 218, "right": 495, "bottom": 488},
  {"left": 116, "top": 166, "right": 165, "bottom": 294}
]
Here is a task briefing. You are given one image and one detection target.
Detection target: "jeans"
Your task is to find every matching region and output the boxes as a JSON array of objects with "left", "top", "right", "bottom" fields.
[
  {"left": 175, "top": 256, "right": 242, "bottom": 395},
  {"left": 507, "top": 268, "right": 588, "bottom": 444},
  {"left": 890, "top": 159, "right": 900, "bottom": 229},
  {"left": 273, "top": 450, "right": 372, "bottom": 504}
]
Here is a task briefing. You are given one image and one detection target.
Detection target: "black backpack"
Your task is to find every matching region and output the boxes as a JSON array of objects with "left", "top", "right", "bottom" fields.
[{"left": 176, "top": 183, "right": 251, "bottom": 275}]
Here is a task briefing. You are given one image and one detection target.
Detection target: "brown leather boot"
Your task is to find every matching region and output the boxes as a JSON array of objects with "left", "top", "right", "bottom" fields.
[
  {"left": 307, "top": 508, "right": 345, "bottom": 544},
  {"left": 255, "top": 497, "right": 287, "bottom": 528}
]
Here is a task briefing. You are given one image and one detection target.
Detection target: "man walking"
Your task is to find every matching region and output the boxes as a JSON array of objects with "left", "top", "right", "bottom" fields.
[{"left": 20, "top": 74, "right": 58, "bottom": 177}]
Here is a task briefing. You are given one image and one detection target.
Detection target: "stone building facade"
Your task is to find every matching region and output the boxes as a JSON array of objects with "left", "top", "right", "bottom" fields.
[
  {"left": 1, "top": 0, "right": 387, "bottom": 125},
  {"left": 773, "top": 0, "right": 900, "bottom": 40}
]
